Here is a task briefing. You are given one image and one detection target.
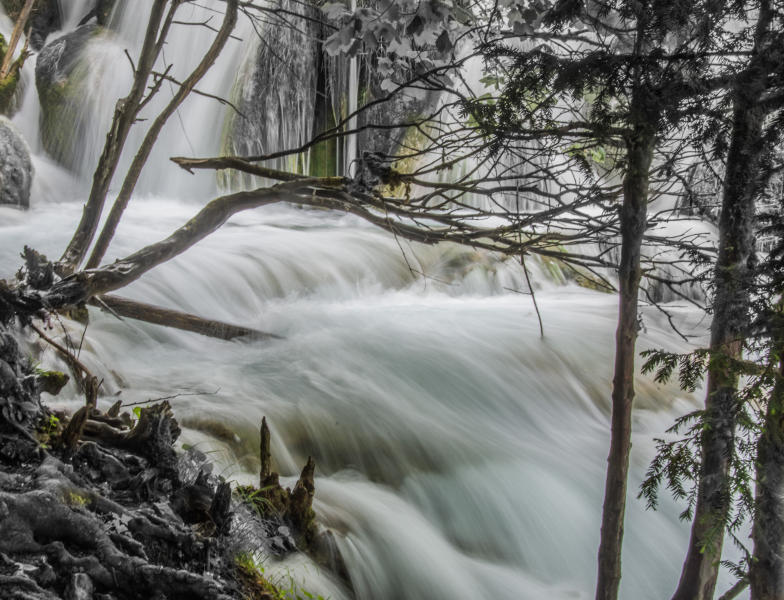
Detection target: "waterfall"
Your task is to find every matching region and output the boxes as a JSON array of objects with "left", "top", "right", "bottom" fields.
[
  {"left": 0, "top": 2, "right": 744, "bottom": 599},
  {"left": 345, "top": 0, "right": 359, "bottom": 177}
]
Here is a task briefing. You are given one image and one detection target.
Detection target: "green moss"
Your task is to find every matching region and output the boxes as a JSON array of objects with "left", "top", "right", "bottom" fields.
[
  {"left": 234, "top": 552, "right": 328, "bottom": 600},
  {"left": 0, "top": 69, "right": 19, "bottom": 115},
  {"left": 37, "top": 27, "right": 105, "bottom": 166},
  {"left": 308, "top": 105, "right": 339, "bottom": 177},
  {"left": 35, "top": 369, "right": 69, "bottom": 395},
  {"left": 0, "top": 33, "right": 23, "bottom": 115},
  {"left": 38, "top": 69, "right": 85, "bottom": 166},
  {"left": 63, "top": 489, "right": 89, "bottom": 507},
  {"left": 535, "top": 252, "right": 613, "bottom": 292}
]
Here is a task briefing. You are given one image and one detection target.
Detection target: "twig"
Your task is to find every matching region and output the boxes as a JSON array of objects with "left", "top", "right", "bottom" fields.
[
  {"left": 521, "top": 253, "right": 544, "bottom": 339},
  {"left": 717, "top": 578, "right": 748, "bottom": 600},
  {"left": 121, "top": 388, "right": 221, "bottom": 408},
  {"left": 30, "top": 323, "right": 95, "bottom": 382}
]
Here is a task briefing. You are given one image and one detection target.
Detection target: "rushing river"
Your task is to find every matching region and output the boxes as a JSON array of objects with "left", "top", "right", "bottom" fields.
[{"left": 0, "top": 2, "right": 745, "bottom": 599}]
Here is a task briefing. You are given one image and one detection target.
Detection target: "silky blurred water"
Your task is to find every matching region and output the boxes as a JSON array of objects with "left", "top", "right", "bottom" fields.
[{"left": 0, "top": 1, "right": 744, "bottom": 598}]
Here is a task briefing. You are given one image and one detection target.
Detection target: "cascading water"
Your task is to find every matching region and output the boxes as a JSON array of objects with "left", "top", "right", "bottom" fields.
[
  {"left": 0, "top": 2, "right": 746, "bottom": 599},
  {"left": 345, "top": 0, "right": 359, "bottom": 177}
]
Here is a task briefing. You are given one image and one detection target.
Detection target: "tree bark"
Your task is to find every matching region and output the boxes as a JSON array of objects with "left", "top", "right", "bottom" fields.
[
  {"left": 749, "top": 303, "right": 784, "bottom": 600},
  {"left": 0, "top": 0, "right": 35, "bottom": 80},
  {"left": 85, "top": 0, "right": 239, "bottom": 270},
  {"left": 90, "top": 294, "right": 281, "bottom": 341},
  {"left": 671, "top": 26, "right": 769, "bottom": 600},
  {"left": 595, "top": 125, "right": 654, "bottom": 600},
  {"left": 45, "top": 186, "right": 304, "bottom": 309},
  {"left": 58, "top": 0, "right": 172, "bottom": 274}
]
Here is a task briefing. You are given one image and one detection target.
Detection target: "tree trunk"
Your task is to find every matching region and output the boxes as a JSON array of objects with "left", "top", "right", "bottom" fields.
[
  {"left": 595, "top": 127, "right": 654, "bottom": 600},
  {"left": 749, "top": 303, "right": 784, "bottom": 600},
  {"left": 0, "top": 0, "right": 35, "bottom": 80},
  {"left": 671, "top": 52, "right": 767, "bottom": 600}
]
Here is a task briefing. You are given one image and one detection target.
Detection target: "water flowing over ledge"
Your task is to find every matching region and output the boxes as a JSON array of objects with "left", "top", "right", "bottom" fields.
[{"left": 0, "top": 1, "right": 744, "bottom": 599}]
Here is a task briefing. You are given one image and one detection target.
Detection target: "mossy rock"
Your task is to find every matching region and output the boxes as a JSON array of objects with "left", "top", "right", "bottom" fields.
[
  {"left": 35, "top": 369, "right": 69, "bottom": 395},
  {"left": 221, "top": 0, "right": 321, "bottom": 184},
  {"left": 0, "top": 68, "right": 20, "bottom": 116},
  {"left": 35, "top": 23, "right": 101, "bottom": 170},
  {"left": 0, "top": 33, "right": 22, "bottom": 116}
]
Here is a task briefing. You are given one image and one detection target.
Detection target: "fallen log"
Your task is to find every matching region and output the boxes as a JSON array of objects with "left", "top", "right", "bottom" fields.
[{"left": 89, "top": 294, "right": 281, "bottom": 341}]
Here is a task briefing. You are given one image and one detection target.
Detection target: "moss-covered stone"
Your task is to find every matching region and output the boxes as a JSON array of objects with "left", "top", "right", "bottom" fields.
[
  {"left": 35, "top": 369, "right": 69, "bottom": 395},
  {"left": 0, "top": 70, "right": 20, "bottom": 115},
  {"left": 35, "top": 24, "right": 101, "bottom": 170},
  {"left": 0, "top": 33, "right": 26, "bottom": 116}
]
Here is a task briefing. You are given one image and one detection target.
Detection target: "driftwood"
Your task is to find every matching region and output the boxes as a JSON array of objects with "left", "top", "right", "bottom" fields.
[
  {"left": 91, "top": 294, "right": 281, "bottom": 341},
  {"left": 61, "top": 405, "right": 88, "bottom": 451},
  {"left": 80, "top": 401, "right": 181, "bottom": 482}
]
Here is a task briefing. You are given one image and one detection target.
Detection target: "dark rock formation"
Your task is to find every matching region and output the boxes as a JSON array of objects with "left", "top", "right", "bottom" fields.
[
  {"left": 0, "top": 117, "right": 32, "bottom": 207},
  {"left": 221, "top": 0, "right": 321, "bottom": 182},
  {"left": 0, "top": 0, "right": 62, "bottom": 51},
  {"left": 0, "top": 317, "right": 345, "bottom": 599}
]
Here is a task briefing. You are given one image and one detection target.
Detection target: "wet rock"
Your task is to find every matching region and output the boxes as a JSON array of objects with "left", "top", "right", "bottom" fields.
[
  {"left": 0, "top": 117, "right": 32, "bottom": 207},
  {"left": 35, "top": 370, "right": 68, "bottom": 395},
  {"left": 0, "top": 358, "right": 16, "bottom": 393},
  {"left": 96, "top": 0, "right": 117, "bottom": 26},
  {"left": 65, "top": 572, "right": 94, "bottom": 600},
  {"left": 30, "top": 0, "right": 61, "bottom": 51},
  {"left": 358, "top": 67, "right": 440, "bottom": 161},
  {"left": 35, "top": 24, "right": 98, "bottom": 170},
  {"left": 0, "top": 0, "right": 61, "bottom": 51},
  {"left": 221, "top": 0, "right": 321, "bottom": 181}
]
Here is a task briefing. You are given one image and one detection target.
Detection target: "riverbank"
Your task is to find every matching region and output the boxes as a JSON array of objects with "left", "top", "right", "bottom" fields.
[{"left": 0, "top": 312, "right": 337, "bottom": 600}]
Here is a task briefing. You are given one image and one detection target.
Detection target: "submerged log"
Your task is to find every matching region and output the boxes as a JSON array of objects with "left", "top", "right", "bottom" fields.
[{"left": 90, "top": 294, "right": 281, "bottom": 341}]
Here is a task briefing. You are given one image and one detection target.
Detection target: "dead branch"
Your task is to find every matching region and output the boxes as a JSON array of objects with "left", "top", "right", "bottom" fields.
[
  {"left": 89, "top": 294, "right": 281, "bottom": 341},
  {"left": 0, "top": 0, "right": 34, "bottom": 80},
  {"left": 30, "top": 323, "right": 98, "bottom": 390}
]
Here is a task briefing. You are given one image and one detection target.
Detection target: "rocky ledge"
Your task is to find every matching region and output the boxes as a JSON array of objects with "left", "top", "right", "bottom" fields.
[{"left": 0, "top": 316, "right": 347, "bottom": 600}]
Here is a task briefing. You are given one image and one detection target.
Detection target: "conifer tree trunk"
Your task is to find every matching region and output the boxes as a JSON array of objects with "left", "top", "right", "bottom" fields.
[
  {"left": 595, "top": 123, "right": 655, "bottom": 600},
  {"left": 671, "top": 45, "right": 767, "bottom": 600},
  {"left": 750, "top": 302, "right": 784, "bottom": 600}
]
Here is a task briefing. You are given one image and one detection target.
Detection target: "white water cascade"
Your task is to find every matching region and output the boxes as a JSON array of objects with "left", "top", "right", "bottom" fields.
[{"left": 0, "top": 2, "right": 746, "bottom": 599}]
